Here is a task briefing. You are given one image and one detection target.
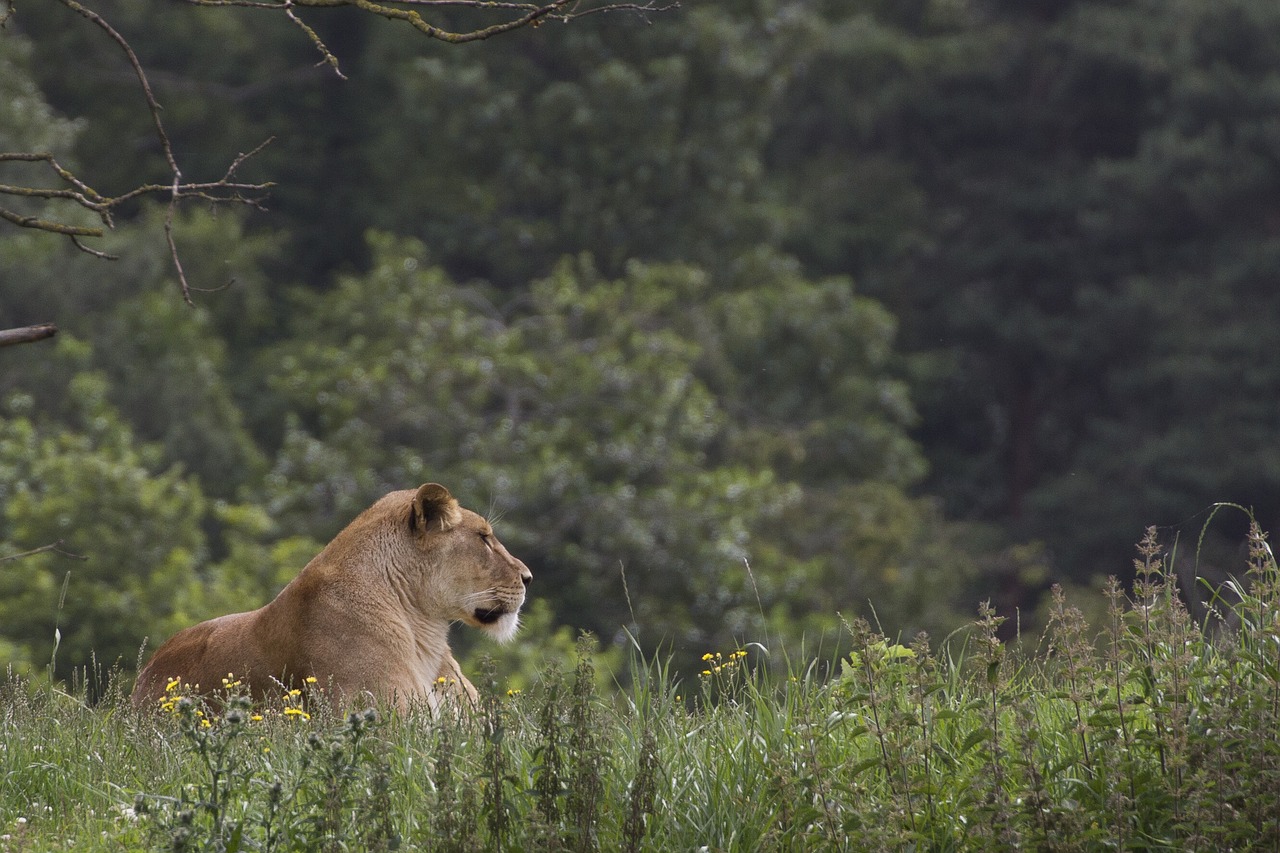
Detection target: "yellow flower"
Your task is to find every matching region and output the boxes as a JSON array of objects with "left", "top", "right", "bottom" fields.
[
  {"left": 506, "top": 688, "right": 522, "bottom": 698},
  {"left": 283, "top": 707, "right": 309, "bottom": 720},
  {"left": 701, "top": 653, "right": 714, "bottom": 661},
  {"left": 165, "top": 677, "right": 181, "bottom": 692},
  {"left": 735, "top": 650, "right": 748, "bottom": 659},
  {"left": 251, "top": 715, "right": 264, "bottom": 722},
  {"left": 700, "top": 670, "right": 712, "bottom": 677},
  {"left": 305, "top": 676, "right": 318, "bottom": 684},
  {"left": 287, "top": 689, "right": 302, "bottom": 698},
  {"left": 436, "top": 676, "right": 448, "bottom": 685}
]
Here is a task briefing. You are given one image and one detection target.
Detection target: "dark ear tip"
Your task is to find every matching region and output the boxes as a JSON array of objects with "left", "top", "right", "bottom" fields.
[
  {"left": 415, "top": 482, "right": 452, "bottom": 502},
  {"left": 411, "top": 483, "right": 462, "bottom": 530}
]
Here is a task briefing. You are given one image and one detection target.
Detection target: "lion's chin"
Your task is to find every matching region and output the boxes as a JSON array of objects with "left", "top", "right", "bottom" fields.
[{"left": 477, "top": 610, "right": 520, "bottom": 644}]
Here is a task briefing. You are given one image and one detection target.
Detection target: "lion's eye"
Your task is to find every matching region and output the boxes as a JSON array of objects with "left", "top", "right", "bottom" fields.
[{"left": 480, "top": 532, "right": 494, "bottom": 551}]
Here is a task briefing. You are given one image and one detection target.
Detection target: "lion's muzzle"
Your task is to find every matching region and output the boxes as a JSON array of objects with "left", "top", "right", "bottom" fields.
[{"left": 474, "top": 606, "right": 509, "bottom": 625}]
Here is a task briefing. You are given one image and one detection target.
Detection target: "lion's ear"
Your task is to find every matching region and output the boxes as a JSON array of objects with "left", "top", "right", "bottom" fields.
[{"left": 411, "top": 483, "right": 462, "bottom": 532}]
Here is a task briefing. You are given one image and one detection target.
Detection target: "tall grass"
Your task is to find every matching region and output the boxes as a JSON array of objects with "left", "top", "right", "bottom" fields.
[{"left": 2, "top": 524, "right": 1279, "bottom": 851}]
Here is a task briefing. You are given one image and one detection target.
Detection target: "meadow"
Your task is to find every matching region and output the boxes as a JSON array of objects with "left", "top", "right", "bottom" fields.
[{"left": 2, "top": 524, "right": 1279, "bottom": 852}]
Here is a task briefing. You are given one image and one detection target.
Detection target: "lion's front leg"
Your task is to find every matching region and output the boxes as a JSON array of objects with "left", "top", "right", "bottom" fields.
[{"left": 432, "top": 654, "right": 479, "bottom": 708}]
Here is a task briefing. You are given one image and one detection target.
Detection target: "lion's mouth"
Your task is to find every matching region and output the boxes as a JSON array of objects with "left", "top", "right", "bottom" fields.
[{"left": 474, "top": 606, "right": 507, "bottom": 625}]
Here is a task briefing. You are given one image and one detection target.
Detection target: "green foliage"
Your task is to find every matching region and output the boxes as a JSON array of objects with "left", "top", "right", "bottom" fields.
[
  {"left": 0, "top": 378, "right": 324, "bottom": 683},
  {"left": 11, "top": 0, "right": 1280, "bottom": 688},
  {"left": 256, "top": 234, "right": 943, "bottom": 657},
  {"left": 2, "top": 210, "right": 946, "bottom": 683},
  {"left": 261, "top": 238, "right": 773, "bottom": 649},
  {"left": 0, "top": 32, "right": 78, "bottom": 154},
  {"left": 799, "top": 0, "right": 1280, "bottom": 581},
  {"left": 0, "top": 29, "right": 85, "bottom": 228},
  {"left": 125, "top": 681, "right": 399, "bottom": 852},
  {"left": 5, "top": 529, "right": 1280, "bottom": 849},
  {"left": 0, "top": 323, "right": 309, "bottom": 684},
  {"left": 1021, "top": 0, "right": 1280, "bottom": 571},
  {"left": 0, "top": 372, "right": 208, "bottom": 681},
  {"left": 360, "top": 2, "right": 804, "bottom": 286}
]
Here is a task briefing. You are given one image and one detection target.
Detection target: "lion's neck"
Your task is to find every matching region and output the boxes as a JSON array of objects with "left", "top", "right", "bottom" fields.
[
  {"left": 338, "top": 546, "right": 467, "bottom": 710},
  {"left": 402, "top": 610, "right": 458, "bottom": 699}
]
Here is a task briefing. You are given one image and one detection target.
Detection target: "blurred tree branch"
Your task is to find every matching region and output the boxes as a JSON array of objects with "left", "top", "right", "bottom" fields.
[
  {"left": 0, "top": 323, "right": 57, "bottom": 348},
  {"left": 0, "top": 0, "right": 675, "bottom": 302},
  {"left": 0, "top": 540, "right": 88, "bottom": 562},
  {"left": 2, "top": 0, "right": 275, "bottom": 303},
  {"left": 185, "top": 0, "right": 679, "bottom": 69}
]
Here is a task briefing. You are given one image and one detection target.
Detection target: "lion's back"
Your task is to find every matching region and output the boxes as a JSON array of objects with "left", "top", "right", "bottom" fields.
[{"left": 131, "top": 611, "right": 267, "bottom": 709}]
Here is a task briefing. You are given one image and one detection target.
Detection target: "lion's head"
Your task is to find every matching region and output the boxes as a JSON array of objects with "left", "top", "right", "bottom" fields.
[{"left": 403, "top": 482, "right": 531, "bottom": 642}]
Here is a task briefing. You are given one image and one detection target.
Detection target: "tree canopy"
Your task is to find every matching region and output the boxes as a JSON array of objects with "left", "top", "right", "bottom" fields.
[{"left": 3, "top": 0, "right": 1278, "bottom": 681}]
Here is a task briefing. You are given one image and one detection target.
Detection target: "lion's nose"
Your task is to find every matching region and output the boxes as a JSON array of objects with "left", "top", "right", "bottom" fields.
[{"left": 520, "top": 566, "right": 532, "bottom": 587}]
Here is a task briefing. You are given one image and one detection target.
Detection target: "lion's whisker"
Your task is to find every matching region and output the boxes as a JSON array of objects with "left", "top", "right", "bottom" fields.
[{"left": 460, "top": 588, "right": 499, "bottom": 605}]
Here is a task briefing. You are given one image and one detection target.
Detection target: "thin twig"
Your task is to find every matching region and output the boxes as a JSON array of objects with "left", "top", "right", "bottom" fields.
[
  {"left": 187, "top": 277, "right": 237, "bottom": 295},
  {"left": 56, "top": 0, "right": 180, "bottom": 175},
  {"left": 70, "top": 235, "right": 120, "bottom": 259},
  {"left": 164, "top": 196, "right": 195, "bottom": 305},
  {"left": 569, "top": 0, "right": 678, "bottom": 19},
  {"left": 0, "top": 541, "right": 89, "bottom": 562},
  {"left": 282, "top": 0, "right": 348, "bottom": 78}
]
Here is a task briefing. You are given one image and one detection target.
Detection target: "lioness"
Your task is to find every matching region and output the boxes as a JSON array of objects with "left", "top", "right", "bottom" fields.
[{"left": 131, "top": 483, "right": 531, "bottom": 713}]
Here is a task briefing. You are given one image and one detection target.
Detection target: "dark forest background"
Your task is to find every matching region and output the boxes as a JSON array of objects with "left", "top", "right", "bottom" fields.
[{"left": 3, "top": 0, "right": 1279, "bottom": 681}]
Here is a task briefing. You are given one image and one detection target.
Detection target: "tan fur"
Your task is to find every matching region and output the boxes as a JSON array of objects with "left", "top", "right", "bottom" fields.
[{"left": 131, "top": 484, "right": 531, "bottom": 713}]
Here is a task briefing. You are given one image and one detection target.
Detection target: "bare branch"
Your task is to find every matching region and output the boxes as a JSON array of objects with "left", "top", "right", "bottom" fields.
[
  {"left": 0, "top": 541, "right": 89, "bottom": 562},
  {"left": 0, "top": 206, "right": 105, "bottom": 237},
  {"left": 183, "top": 0, "right": 680, "bottom": 53},
  {"left": 0, "top": 324, "right": 58, "bottom": 348},
  {"left": 164, "top": 199, "right": 196, "bottom": 305},
  {"left": 188, "top": 277, "right": 237, "bottom": 296},
  {"left": 1, "top": 148, "right": 274, "bottom": 261},
  {"left": 221, "top": 137, "right": 278, "bottom": 185},
  {"left": 70, "top": 236, "right": 120, "bottom": 260},
  {"left": 2, "top": 0, "right": 673, "bottom": 300},
  {"left": 342, "top": 0, "right": 579, "bottom": 44},
  {"left": 569, "top": 0, "right": 679, "bottom": 20},
  {"left": 0, "top": 2, "right": 274, "bottom": 299},
  {"left": 55, "top": 0, "right": 179, "bottom": 176},
  {"left": 282, "top": 0, "right": 349, "bottom": 79}
]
